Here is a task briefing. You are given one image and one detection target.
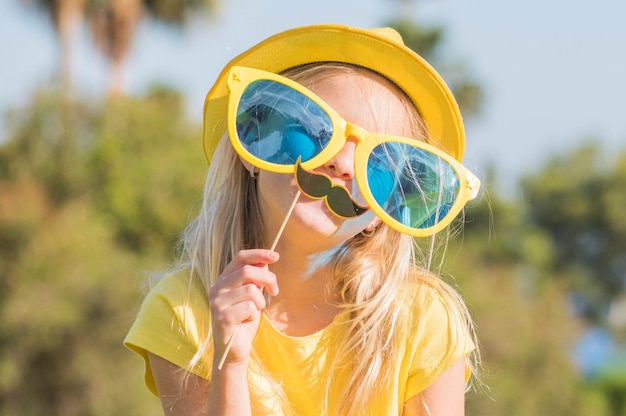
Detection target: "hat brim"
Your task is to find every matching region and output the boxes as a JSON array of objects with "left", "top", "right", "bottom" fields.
[{"left": 202, "top": 24, "right": 465, "bottom": 163}]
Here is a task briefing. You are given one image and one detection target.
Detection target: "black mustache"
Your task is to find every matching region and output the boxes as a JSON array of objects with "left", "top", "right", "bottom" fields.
[{"left": 295, "top": 159, "right": 368, "bottom": 218}]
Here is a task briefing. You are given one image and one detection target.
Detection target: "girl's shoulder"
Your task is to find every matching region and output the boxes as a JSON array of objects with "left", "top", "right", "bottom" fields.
[
  {"left": 124, "top": 268, "right": 212, "bottom": 394},
  {"left": 399, "top": 270, "right": 476, "bottom": 394},
  {"left": 403, "top": 269, "right": 458, "bottom": 312},
  {"left": 135, "top": 268, "right": 211, "bottom": 332},
  {"left": 401, "top": 268, "right": 473, "bottom": 348},
  {"left": 146, "top": 268, "right": 208, "bottom": 304}
]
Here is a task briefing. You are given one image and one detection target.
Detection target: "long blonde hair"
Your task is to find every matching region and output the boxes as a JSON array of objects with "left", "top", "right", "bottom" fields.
[{"left": 179, "top": 63, "right": 480, "bottom": 414}]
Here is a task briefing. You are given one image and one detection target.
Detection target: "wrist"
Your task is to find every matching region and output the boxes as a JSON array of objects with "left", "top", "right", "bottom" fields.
[
  {"left": 212, "top": 358, "right": 249, "bottom": 375},
  {"left": 208, "top": 359, "right": 252, "bottom": 415}
]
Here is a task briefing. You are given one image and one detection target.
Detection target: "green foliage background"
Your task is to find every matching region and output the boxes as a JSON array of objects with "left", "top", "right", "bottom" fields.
[{"left": 0, "top": 87, "right": 205, "bottom": 414}]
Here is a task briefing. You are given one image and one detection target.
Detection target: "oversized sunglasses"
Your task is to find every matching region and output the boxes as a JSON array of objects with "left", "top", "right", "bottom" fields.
[{"left": 225, "top": 66, "right": 480, "bottom": 237}]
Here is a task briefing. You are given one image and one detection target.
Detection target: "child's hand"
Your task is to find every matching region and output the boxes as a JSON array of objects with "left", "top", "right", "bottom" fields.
[{"left": 208, "top": 249, "right": 280, "bottom": 368}]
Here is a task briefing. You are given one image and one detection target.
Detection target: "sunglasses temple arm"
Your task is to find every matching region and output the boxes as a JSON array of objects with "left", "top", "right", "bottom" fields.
[{"left": 216, "top": 190, "right": 301, "bottom": 370}]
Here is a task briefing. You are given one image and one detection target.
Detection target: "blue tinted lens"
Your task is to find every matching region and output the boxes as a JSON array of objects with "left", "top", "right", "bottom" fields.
[
  {"left": 235, "top": 80, "right": 333, "bottom": 164},
  {"left": 367, "top": 143, "right": 460, "bottom": 230}
]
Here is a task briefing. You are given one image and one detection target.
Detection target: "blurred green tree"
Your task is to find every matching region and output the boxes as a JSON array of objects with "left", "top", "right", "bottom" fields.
[
  {"left": 0, "top": 86, "right": 205, "bottom": 415},
  {"left": 519, "top": 143, "right": 626, "bottom": 416},
  {"left": 521, "top": 144, "right": 626, "bottom": 318}
]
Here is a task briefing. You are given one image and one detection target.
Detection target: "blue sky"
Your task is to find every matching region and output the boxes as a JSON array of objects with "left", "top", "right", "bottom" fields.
[{"left": 2, "top": 0, "right": 625, "bottom": 195}]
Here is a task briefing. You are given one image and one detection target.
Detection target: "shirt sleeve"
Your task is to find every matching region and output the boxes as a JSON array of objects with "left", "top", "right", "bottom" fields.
[
  {"left": 123, "top": 271, "right": 212, "bottom": 396},
  {"left": 403, "top": 283, "right": 475, "bottom": 401}
]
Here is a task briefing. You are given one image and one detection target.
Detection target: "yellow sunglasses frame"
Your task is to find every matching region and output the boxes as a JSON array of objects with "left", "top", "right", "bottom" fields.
[{"left": 226, "top": 66, "right": 480, "bottom": 237}]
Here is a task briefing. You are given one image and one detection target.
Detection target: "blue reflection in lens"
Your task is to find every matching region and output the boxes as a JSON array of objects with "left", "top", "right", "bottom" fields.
[
  {"left": 236, "top": 80, "right": 333, "bottom": 164},
  {"left": 367, "top": 143, "right": 460, "bottom": 230},
  {"left": 367, "top": 146, "right": 396, "bottom": 203}
]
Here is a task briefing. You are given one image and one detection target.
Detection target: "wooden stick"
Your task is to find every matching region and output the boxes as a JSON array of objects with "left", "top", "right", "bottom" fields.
[
  {"left": 216, "top": 190, "right": 301, "bottom": 370},
  {"left": 270, "top": 190, "right": 301, "bottom": 251},
  {"left": 217, "top": 324, "right": 241, "bottom": 370}
]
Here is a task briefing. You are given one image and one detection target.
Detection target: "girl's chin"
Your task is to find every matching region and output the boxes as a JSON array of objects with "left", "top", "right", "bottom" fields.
[{"left": 290, "top": 201, "right": 373, "bottom": 241}]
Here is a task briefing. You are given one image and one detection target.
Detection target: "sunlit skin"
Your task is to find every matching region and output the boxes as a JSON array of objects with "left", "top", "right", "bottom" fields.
[
  {"left": 246, "top": 70, "right": 410, "bottom": 337},
  {"left": 255, "top": 71, "right": 410, "bottom": 255},
  {"left": 148, "top": 69, "right": 468, "bottom": 416}
]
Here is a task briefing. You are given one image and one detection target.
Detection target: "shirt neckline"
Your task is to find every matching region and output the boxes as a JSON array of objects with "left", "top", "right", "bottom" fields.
[{"left": 259, "top": 311, "right": 347, "bottom": 346}]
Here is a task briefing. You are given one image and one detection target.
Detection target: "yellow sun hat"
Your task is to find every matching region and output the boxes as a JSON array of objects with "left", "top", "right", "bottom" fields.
[{"left": 202, "top": 24, "right": 465, "bottom": 163}]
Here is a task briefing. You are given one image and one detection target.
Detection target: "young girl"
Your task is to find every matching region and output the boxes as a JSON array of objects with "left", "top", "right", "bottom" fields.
[{"left": 125, "top": 24, "right": 481, "bottom": 416}]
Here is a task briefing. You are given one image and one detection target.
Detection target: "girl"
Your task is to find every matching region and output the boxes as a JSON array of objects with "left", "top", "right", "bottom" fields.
[{"left": 125, "top": 24, "right": 481, "bottom": 415}]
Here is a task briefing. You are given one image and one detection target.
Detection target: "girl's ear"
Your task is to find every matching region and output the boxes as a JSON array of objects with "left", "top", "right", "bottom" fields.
[
  {"left": 239, "top": 156, "right": 252, "bottom": 171},
  {"left": 239, "top": 157, "right": 259, "bottom": 177},
  {"left": 365, "top": 218, "right": 382, "bottom": 232}
]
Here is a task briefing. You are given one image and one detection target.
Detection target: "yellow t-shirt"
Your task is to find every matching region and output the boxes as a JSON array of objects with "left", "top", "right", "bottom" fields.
[{"left": 124, "top": 270, "right": 473, "bottom": 415}]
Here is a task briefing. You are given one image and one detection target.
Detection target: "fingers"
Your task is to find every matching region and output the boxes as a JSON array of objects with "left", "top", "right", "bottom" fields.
[
  {"left": 213, "top": 249, "right": 280, "bottom": 296},
  {"left": 209, "top": 249, "right": 280, "bottom": 323},
  {"left": 208, "top": 249, "right": 280, "bottom": 366},
  {"left": 210, "top": 282, "right": 267, "bottom": 324}
]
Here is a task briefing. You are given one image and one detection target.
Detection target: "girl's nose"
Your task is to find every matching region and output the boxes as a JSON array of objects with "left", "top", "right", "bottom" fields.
[{"left": 323, "top": 138, "right": 357, "bottom": 180}]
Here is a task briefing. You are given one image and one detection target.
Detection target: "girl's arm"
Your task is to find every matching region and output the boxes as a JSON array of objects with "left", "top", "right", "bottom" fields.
[
  {"left": 149, "top": 353, "right": 211, "bottom": 416},
  {"left": 149, "top": 353, "right": 251, "bottom": 416},
  {"left": 149, "top": 249, "right": 280, "bottom": 415},
  {"left": 402, "top": 356, "right": 468, "bottom": 416}
]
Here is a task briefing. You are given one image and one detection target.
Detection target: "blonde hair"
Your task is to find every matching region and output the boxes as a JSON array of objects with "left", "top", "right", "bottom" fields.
[{"left": 179, "top": 62, "right": 480, "bottom": 414}]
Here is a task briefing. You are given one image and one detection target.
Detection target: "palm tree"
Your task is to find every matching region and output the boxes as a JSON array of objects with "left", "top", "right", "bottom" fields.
[
  {"left": 30, "top": 0, "right": 85, "bottom": 93},
  {"left": 86, "top": 0, "right": 142, "bottom": 98},
  {"left": 28, "top": 0, "right": 220, "bottom": 97}
]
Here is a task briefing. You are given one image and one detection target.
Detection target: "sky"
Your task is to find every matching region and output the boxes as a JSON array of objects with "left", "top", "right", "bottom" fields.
[{"left": 2, "top": 0, "right": 626, "bottom": 195}]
